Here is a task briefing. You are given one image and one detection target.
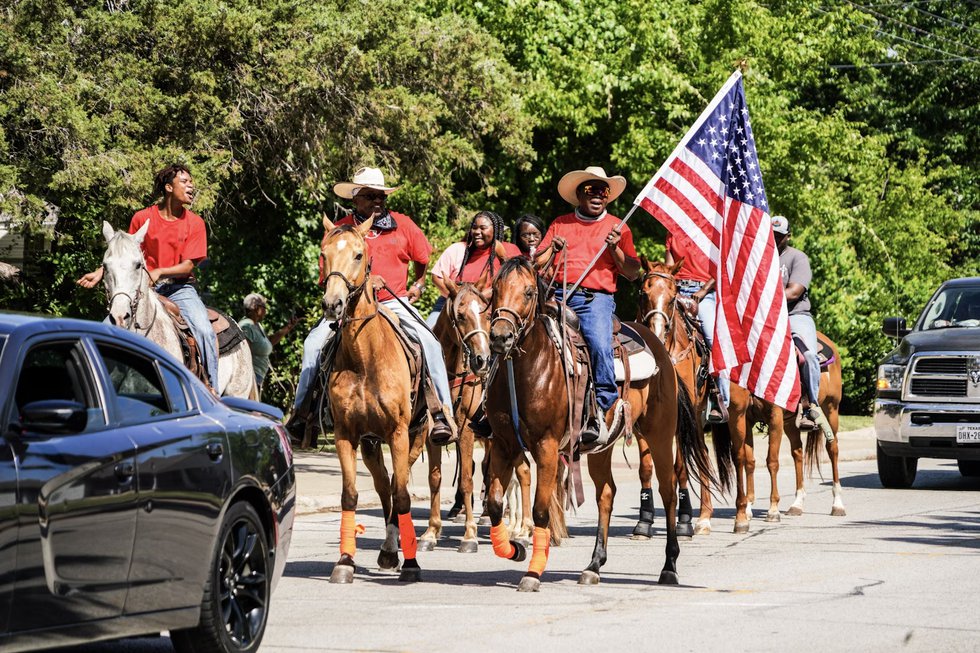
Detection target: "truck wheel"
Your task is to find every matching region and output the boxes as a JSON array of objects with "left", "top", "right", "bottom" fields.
[
  {"left": 172, "top": 502, "right": 270, "bottom": 653},
  {"left": 957, "top": 460, "right": 980, "bottom": 477},
  {"left": 877, "top": 442, "right": 917, "bottom": 489}
]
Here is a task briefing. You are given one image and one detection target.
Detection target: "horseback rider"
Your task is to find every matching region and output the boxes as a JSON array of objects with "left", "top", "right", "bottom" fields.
[
  {"left": 664, "top": 233, "right": 730, "bottom": 423},
  {"left": 513, "top": 213, "right": 545, "bottom": 259},
  {"left": 772, "top": 215, "right": 824, "bottom": 430},
  {"left": 288, "top": 167, "right": 456, "bottom": 445},
  {"left": 77, "top": 164, "right": 220, "bottom": 392},
  {"left": 534, "top": 166, "right": 640, "bottom": 449}
]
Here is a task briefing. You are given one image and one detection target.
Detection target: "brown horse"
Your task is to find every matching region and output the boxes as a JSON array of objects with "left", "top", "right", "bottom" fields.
[
  {"left": 743, "top": 334, "right": 845, "bottom": 521},
  {"left": 319, "top": 216, "right": 430, "bottom": 583},
  {"left": 484, "top": 257, "right": 714, "bottom": 591},
  {"left": 637, "top": 257, "right": 718, "bottom": 536},
  {"left": 427, "top": 277, "right": 535, "bottom": 553}
]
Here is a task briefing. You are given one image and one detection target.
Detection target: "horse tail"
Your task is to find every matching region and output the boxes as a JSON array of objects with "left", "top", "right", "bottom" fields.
[
  {"left": 675, "top": 372, "right": 720, "bottom": 495},
  {"left": 549, "top": 465, "right": 568, "bottom": 545},
  {"left": 709, "top": 417, "right": 735, "bottom": 497},
  {"left": 804, "top": 429, "right": 824, "bottom": 478}
]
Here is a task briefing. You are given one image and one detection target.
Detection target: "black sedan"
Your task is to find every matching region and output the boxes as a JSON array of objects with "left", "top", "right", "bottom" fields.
[{"left": 0, "top": 312, "right": 296, "bottom": 652}]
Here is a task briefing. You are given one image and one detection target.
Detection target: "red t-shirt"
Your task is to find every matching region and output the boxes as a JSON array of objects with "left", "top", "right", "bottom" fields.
[
  {"left": 539, "top": 212, "right": 637, "bottom": 293},
  {"left": 665, "top": 234, "right": 711, "bottom": 283},
  {"left": 457, "top": 242, "right": 521, "bottom": 283},
  {"left": 321, "top": 211, "right": 432, "bottom": 302},
  {"left": 129, "top": 205, "right": 207, "bottom": 281}
]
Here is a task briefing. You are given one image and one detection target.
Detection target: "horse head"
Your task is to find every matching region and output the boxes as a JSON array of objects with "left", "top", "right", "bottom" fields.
[
  {"left": 101, "top": 220, "right": 151, "bottom": 330},
  {"left": 444, "top": 273, "right": 493, "bottom": 376},
  {"left": 320, "top": 215, "right": 374, "bottom": 322},
  {"left": 638, "top": 256, "right": 683, "bottom": 342},
  {"left": 489, "top": 257, "right": 538, "bottom": 357}
]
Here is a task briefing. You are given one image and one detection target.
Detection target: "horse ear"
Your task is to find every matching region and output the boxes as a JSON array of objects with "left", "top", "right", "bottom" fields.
[
  {"left": 444, "top": 276, "right": 459, "bottom": 298},
  {"left": 102, "top": 221, "right": 115, "bottom": 243},
  {"left": 639, "top": 255, "right": 653, "bottom": 273},
  {"left": 355, "top": 215, "right": 374, "bottom": 236},
  {"left": 322, "top": 212, "right": 335, "bottom": 232},
  {"left": 132, "top": 219, "right": 151, "bottom": 244},
  {"left": 669, "top": 257, "right": 685, "bottom": 276}
]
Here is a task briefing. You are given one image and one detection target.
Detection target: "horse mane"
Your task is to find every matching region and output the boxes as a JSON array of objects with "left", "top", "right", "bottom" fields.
[
  {"left": 105, "top": 230, "right": 144, "bottom": 260},
  {"left": 495, "top": 255, "right": 550, "bottom": 311}
]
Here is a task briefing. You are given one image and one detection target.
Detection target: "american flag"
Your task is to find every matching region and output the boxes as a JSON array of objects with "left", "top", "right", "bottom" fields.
[{"left": 634, "top": 71, "right": 800, "bottom": 411}]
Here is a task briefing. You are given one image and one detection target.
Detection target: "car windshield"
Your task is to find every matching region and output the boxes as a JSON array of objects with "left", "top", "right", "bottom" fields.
[{"left": 918, "top": 286, "right": 980, "bottom": 330}]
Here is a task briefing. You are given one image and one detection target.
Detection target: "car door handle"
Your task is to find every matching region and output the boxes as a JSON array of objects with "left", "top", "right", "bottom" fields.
[
  {"left": 114, "top": 462, "right": 134, "bottom": 482},
  {"left": 207, "top": 442, "right": 223, "bottom": 461}
]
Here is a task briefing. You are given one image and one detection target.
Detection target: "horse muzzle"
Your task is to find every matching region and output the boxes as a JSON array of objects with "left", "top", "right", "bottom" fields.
[
  {"left": 489, "top": 328, "right": 515, "bottom": 356},
  {"left": 469, "top": 351, "right": 491, "bottom": 376}
]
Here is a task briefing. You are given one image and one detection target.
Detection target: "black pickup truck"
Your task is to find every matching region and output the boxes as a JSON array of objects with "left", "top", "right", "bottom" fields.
[{"left": 874, "top": 276, "right": 980, "bottom": 488}]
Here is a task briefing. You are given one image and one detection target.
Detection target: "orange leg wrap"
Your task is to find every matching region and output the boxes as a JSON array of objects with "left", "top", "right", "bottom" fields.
[
  {"left": 527, "top": 526, "right": 550, "bottom": 576},
  {"left": 397, "top": 512, "right": 418, "bottom": 561},
  {"left": 490, "top": 523, "right": 516, "bottom": 559},
  {"left": 340, "top": 510, "right": 365, "bottom": 558}
]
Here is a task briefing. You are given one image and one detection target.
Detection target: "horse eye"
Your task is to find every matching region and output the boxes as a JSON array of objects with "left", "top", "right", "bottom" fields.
[
  {"left": 134, "top": 261, "right": 142, "bottom": 270},
  {"left": 354, "top": 253, "right": 364, "bottom": 261},
  {"left": 524, "top": 288, "right": 534, "bottom": 299}
]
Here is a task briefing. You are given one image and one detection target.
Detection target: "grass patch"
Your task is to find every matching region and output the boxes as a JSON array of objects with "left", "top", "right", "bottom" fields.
[{"left": 838, "top": 414, "right": 872, "bottom": 432}]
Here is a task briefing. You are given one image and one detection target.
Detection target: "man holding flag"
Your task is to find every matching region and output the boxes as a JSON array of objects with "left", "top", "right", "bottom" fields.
[{"left": 636, "top": 70, "right": 801, "bottom": 413}]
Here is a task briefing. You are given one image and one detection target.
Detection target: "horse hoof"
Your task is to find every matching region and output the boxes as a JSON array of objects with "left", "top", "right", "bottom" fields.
[
  {"left": 458, "top": 540, "right": 479, "bottom": 554},
  {"left": 631, "top": 521, "right": 655, "bottom": 540},
  {"left": 329, "top": 564, "right": 355, "bottom": 584},
  {"left": 417, "top": 539, "right": 436, "bottom": 552},
  {"left": 765, "top": 512, "right": 781, "bottom": 523},
  {"left": 734, "top": 521, "right": 750, "bottom": 534},
  {"left": 398, "top": 566, "right": 422, "bottom": 583},
  {"left": 478, "top": 516, "right": 490, "bottom": 526},
  {"left": 517, "top": 576, "right": 541, "bottom": 592},
  {"left": 578, "top": 570, "right": 600, "bottom": 585},
  {"left": 510, "top": 541, "right": 527, "bottom": 562},
  {"left": 658, "top": 570, "right": 679, "bottom": 585},
  {"left": 831, "top": 506, "right": 847, "bottom": 517},
  {"left": 694, "top": 520, "right": 712, "bottom": 536},
  {"left": 787, "top": 506, "right": 804, "bottom": 517},
  {"left": 378, "top": 550, "right": 400, "bottom": 571},
  {"left": 676, "top": 521, "right": 695, "bottom": 538},
  {"left": 453, "top": 513, "right": 467, "bottom": 524}
]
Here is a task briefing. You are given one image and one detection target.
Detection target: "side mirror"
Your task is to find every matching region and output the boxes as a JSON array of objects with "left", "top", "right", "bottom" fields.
[
  {"left": 17, "top": 400, "right": 88, "bottom": 435},
  {"left": 882, "top": 317, "right": 910, "bottom": 339}
]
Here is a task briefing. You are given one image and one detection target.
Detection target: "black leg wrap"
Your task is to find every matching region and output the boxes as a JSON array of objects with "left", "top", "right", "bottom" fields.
[
  {"left": 678, "top": 488, "right": 692, "bottom": 514},
  {"left": 640, "top": 488, "right": 655, "bottom": 522}
]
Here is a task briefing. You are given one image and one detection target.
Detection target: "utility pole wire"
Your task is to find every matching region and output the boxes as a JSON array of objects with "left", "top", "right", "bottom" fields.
[{"left": 841, "top": 0, "right": 980, "bottom": 55}]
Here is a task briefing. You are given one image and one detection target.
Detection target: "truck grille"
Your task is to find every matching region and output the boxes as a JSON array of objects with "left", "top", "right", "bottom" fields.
[{"left": 905, "top": 355, "right": 979, "bottom": 402}]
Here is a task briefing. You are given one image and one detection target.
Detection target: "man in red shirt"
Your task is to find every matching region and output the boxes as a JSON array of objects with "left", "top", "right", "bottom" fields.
[
  {"left": 535, "top": 166, "right": 640, "bottom": 450},
  {"left": 291, "top": 167, "right": 456, "bottom": 444},
  {"left": 78, "top": 164, "right": 219, "bottom": 391}
]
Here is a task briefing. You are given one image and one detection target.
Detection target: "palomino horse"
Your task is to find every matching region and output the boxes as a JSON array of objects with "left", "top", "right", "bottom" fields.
[
  {"left": 637, "top": 257, "right": 717, "bottom": 536},
  {"left": 484, "top": 257, "right": 714, "bottom": 591},
  {"left": 99, "top": 221, "right": 256, "bottom": 399},
  {"left": 742, "top": 334, "right": 845, "bottom": 521},
  {"left": 428, "top": 277, "right": 535, "bottom": 553},
  {"left": 319, "top": 216, "right": 429, "bottom": 583}
]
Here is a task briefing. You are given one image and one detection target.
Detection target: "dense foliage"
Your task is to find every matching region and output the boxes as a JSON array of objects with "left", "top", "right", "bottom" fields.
[{"left": 1, "top": 0, "right": 976, "bottom": 411}]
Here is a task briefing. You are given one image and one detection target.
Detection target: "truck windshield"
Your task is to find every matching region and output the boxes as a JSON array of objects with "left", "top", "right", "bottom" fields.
[{"left": 919, "top": 287, "right": 980, "bottom": 330}]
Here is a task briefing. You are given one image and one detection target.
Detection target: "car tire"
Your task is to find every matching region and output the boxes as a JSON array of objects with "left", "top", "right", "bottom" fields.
[
  {"left": 877, "top": 442, "right": 917, "bottom": 489},
  {"left": 172, "top": 502, "right": 270, "bottom": 653},
  {"left": 957, "top": 460, "right": 980, "bottom": 477}
]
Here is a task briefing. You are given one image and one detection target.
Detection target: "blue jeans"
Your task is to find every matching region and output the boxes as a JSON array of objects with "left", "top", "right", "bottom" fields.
[
  {"left": 156, "top": 282, "right": 219, "bottom": 392},
  {"left": 294, "top": 299, "right": 453, "bottom": 411},
  {"left": 680, "top": 287, "right": 730, "bottom": 407},
  {"left": 554, "top": 288, "right": 617, "bottom": 412},
  {"left": 425, "top": 295, "right": 447, "bottom": 328},
  {"left": 790, "top": 313, "right": 820, "bottom": 404}
]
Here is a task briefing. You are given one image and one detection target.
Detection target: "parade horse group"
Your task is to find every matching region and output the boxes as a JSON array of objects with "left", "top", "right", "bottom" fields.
[{"left": 96, "top": 219, "right": 847, "bottom": 592}]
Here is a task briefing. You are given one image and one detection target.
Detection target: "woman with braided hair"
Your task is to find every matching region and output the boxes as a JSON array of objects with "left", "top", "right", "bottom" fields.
[{"left": 427, "top": 211, "right": 521, "bottom": 325}]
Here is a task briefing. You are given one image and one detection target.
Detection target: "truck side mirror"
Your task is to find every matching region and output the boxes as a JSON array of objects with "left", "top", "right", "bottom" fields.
[{"left": 882, "top": 317, "right": 909, "bottom": 339}]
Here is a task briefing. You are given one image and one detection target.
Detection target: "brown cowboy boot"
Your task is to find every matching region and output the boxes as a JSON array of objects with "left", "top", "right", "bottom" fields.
[{"left": 429, "top": 407, "right": 459, "bottom": 446}]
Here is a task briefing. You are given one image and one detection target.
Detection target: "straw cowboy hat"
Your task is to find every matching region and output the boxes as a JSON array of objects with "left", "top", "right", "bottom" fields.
[
  {"left": 333, "top": 167, "right": 400, "bottom": 199},
  {"left": 557, "top": 166, "right": 627, "bottom": 206}
]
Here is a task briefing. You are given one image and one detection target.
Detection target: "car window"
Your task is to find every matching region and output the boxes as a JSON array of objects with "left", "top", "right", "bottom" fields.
[
  {"left": 14, "top": 340, "right": 106, "bottom": 431},
  {"left": 159, "top": 363, "right": 191, "bottom": 413},
  {"left": 96, "top": 343, "right": 185, "bottom": 424},
  {"left": 920, "top": 287, "right": 980, "bottom": 330}
]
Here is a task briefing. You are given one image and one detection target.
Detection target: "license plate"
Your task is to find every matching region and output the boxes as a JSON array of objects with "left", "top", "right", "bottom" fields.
[{"left": 956, "top": 425, "right": 980, "bottom": 444}]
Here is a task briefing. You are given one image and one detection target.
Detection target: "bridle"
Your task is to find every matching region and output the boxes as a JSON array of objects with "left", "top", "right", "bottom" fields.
[
  {"left": 449, "top": 287, "right": 491, "bottom": 369},
  {"left": 490, "top": 271, "right": 538, "bottom": 358},
  {"left": 640, "top": 270, "right": 678, "bottom": 337},
  {"left": 104, "top": 265, "right": 156, "bottom": 333},
  {"left": 321, "top": 229, "right": 374, "bottom": 323}
]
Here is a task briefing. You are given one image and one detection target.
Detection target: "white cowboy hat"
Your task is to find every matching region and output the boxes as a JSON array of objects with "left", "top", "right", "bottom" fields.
[
  {"left": 333, "top": 167, "right": 400, "bottom": 200},
  {"left": 557, "top": 166, "right": 627, "bottom": 206}
]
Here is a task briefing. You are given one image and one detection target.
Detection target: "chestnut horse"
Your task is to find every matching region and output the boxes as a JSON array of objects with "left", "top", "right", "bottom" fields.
[
  {"left": 427, "top": 277, "right": 535, "bottom": 553},
  {"left": 319, "top": 216, "right": 429, "bottom": 583},
  {"left": 484, "top": 258, "right": 714, "bottom": 591},
  {"left": 637, "top": 257, "right": 719, "bottom": 536},
  {"left": 742, "top": 334, "right": 845, "bottom": 522}
]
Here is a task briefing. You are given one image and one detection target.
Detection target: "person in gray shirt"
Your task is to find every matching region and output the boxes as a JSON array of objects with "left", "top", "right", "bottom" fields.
[{"left": 772, "top": 215, "right": 823, "bottom": 430}]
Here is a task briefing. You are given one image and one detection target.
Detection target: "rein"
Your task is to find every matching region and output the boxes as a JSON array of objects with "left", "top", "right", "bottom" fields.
[{"left": 105, "top": 267, "right": 157, "bottom": 334}]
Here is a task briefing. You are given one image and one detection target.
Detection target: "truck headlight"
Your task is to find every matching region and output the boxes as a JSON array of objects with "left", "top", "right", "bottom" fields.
[{"left": 876, "top": 364, "right": 905, "bottom": 396}]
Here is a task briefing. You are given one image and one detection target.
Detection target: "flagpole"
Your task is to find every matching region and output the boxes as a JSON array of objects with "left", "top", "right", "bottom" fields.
[{"left": 565, "top": 204, "right": 640, "bottom": 297}]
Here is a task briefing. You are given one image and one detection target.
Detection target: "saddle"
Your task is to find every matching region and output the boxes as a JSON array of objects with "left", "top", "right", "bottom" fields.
[{"left": 157, "top": 295, "right": 246, "bottom": 389}]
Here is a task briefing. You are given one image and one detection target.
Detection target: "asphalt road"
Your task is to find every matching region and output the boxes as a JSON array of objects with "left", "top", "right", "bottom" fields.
[{"left": 59, "top": 456, "right": 980, "bottom": 653}]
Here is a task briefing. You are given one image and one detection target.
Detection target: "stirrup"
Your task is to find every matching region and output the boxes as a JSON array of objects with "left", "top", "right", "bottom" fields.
[{"left": 809, "top": 404, "right": 835, "bottom": 443}]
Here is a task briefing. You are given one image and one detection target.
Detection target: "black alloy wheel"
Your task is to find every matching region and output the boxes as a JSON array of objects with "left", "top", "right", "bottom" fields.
[{"left": 172, "top": 502, "right": 271, "bottom": 653}]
